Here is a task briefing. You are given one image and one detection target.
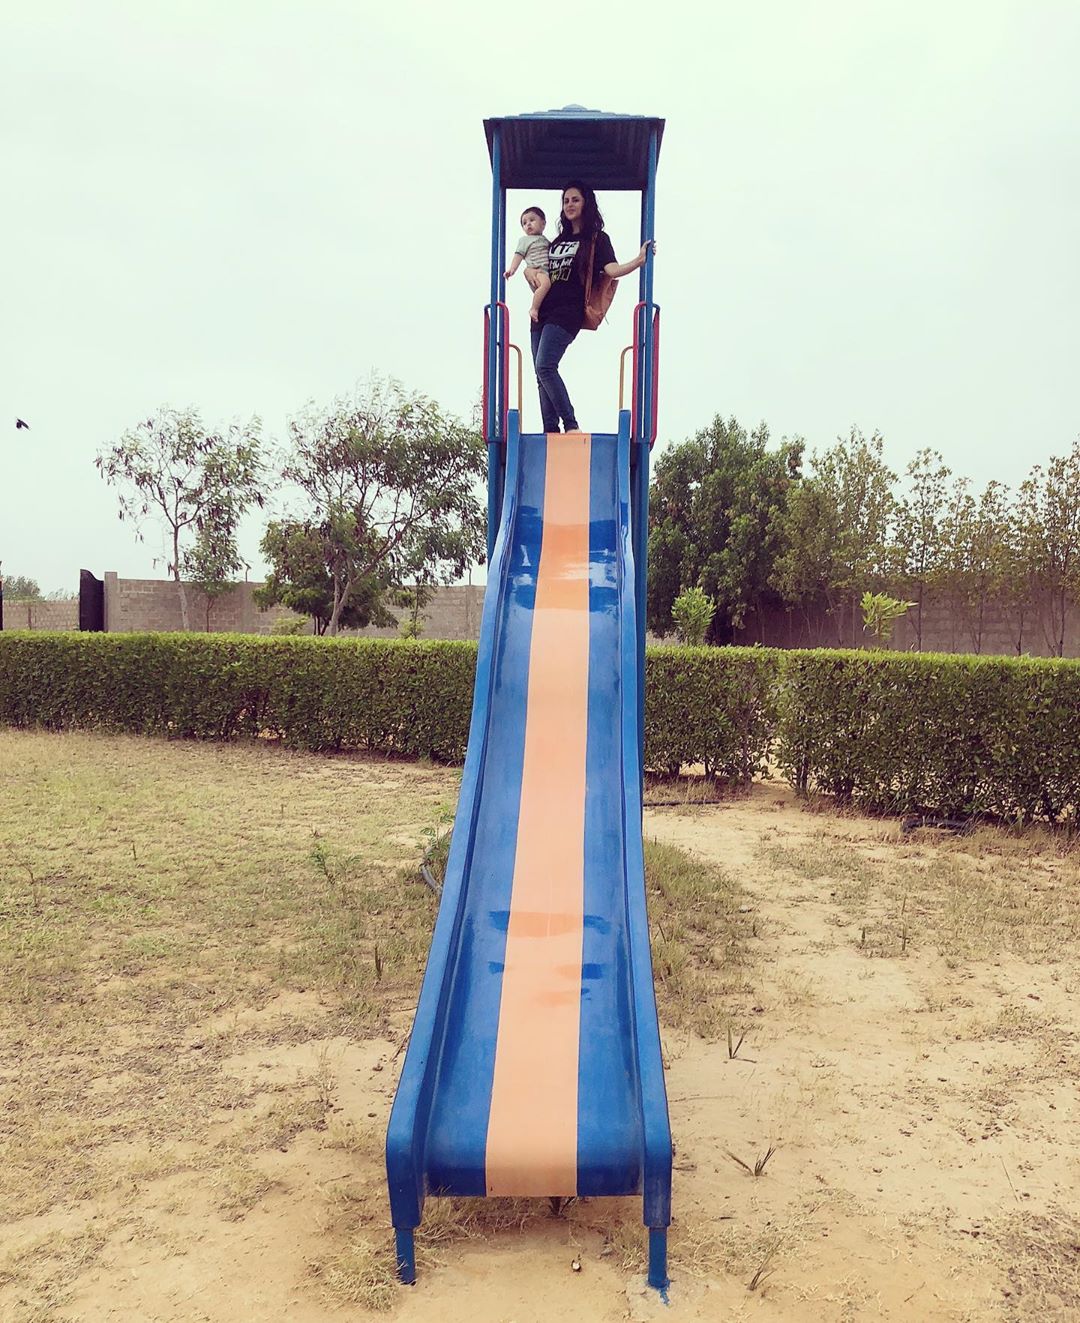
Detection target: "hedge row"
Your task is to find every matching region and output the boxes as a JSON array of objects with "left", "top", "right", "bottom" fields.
[
  {"left": 0, "top": 633, "right": 775, "bottom": 781},
  {"left": 2, "top": 634, "right": 1078, "bottom": 821},
  {"left": 775, "top": 649, "right": 1080, "bottom": 822},
  {"left": 644, "top": 644, "right": 777, "bottom": 781},
  {"left": 0, "top": 633, "right": 477, "bottom": 761}
]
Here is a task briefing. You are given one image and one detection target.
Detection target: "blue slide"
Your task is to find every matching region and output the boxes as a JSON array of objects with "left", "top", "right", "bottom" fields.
[{"left": 386, "top": 411, "right": 672, "bottom": 1290}]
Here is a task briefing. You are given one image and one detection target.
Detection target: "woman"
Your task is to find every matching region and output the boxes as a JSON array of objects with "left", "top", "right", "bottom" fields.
[{"left": 530, "top": 181, "right": 655, "bottom": 434}]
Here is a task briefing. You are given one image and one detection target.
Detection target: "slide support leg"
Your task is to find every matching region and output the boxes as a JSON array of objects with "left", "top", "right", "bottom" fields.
[
  {"left": 647, "top": 1228, "right": 669, "bottom": 1294},
  {"left": 395, "top": 1228, "right": 416, "bottom": 1285}
]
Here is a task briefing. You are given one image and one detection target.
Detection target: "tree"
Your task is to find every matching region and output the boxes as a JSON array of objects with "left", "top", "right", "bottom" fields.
[
  {"left": 671, "top": 586, "right": 716, "bottom": 646},
  {"left": 182, "top": 513, "right": 245, "bottom": 631},
  {"left": 393, "top": 584, "right": 433, "bottom": 639},
  {"left": 769, "top": 477, "right": 838, "bottom": 633},
  {"left": 648, "top": 415, "right": 802, "bottom": 641},
  {"left": 996, "top": 491, "right": 1038, "bottom": 655},
  {"left": 1017, "top": 438, "right": 1080, "bottom": 657},
  {"left": 771, "top": 428, "right": 896, "bottom": 644},
  {"left": 270, "top": 376, "right": 487, "bottom": 636},
  {"left": 890, "top": 448, "right": 951, "bottom": 650},
  {"left": 255, "top": 520, "right": 395, "bottom": 635},
  {"left": 96, "top": 407, "right": 265, "bottom": 629},
  {"left": 860, "top": 591, "right": 914, "bottom": 646},
  {"left": 956, "top": 480, "right": 1015, "bottom": 654},
  {"left": 935, "top": 475, "right": 976, "bottom": 651},
  {"left": 1, "top": 574, "right": 41, "bottom": 600}
]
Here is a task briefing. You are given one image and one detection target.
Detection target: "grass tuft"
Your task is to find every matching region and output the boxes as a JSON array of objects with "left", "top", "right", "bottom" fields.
[
  {"left": 644, "top": 838, "right": 752, "bottom": 1038},
  {"left": 309, "top": 1237, "right": 399, "bottom": 1312}
]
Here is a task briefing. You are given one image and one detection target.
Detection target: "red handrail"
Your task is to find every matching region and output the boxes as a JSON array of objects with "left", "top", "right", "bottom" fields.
[
  {"left": 630, "top": 301, "right": 645, "bottom": 441},
  {"left": 482, "top": 306, "right": 491, "bottom": 439},
  {"left": 497, "top": 301, "right": 511, "bottom": 442},
  {"left": 649, "top": 307, "right": 660, "bottom": 448},
  {"left": 482, "top": 303, "right": 515, "bottom": 444}
]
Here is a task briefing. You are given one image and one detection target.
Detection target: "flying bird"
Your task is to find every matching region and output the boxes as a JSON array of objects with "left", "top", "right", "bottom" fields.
[{"left": 15, "top": 419, "right": 29, "bottom": 429}]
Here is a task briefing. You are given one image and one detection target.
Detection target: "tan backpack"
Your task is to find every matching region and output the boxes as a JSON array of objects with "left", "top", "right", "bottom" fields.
[{"left": 582, "top": 234, "right": 618, "bottom": 331}]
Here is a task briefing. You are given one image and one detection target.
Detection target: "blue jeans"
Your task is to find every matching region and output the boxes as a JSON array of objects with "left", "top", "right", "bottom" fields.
[{"left": 530, "top": 322, "right": 579, "bottom": 433}]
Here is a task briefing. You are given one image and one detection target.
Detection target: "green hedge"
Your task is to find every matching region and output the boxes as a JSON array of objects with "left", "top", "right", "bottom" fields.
[
  {"left": 0, "top": 633, "right": 775, "bottom": 781},
  {"left": 3, "top": 634, "right": 1078, "bottom": 821},
  {"left": 775, "top": 649, "right": 1080, "bottom": 822},
  {"left": 644, "top": 645, "right": 778, "bottom": 781},
  {"left": 0, "top": 633, "right": 476, "bottom": 760}
]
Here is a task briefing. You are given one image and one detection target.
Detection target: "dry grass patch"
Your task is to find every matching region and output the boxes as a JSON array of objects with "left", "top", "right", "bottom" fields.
[
  {"left": 309, "top": 1235, "right": 399, "bottom": 1312},
  {"left": 1, "top": 729, "right": 750, "bottom": 1318},
  {"left": 644, "top": 837, "right": 754, "bottom": 1038},
  {"left": 758, "top": 816, "right": 1080, "bottom": 966},
  {"left": 0, "top": 1224, "right": 113, "bottom": 1322},
  {"left": 0, "top": 730, "right": 460, "bottom": 1318},
  {"left": 986, "top": 1208, "right": 1080, "bottom": 1319}
]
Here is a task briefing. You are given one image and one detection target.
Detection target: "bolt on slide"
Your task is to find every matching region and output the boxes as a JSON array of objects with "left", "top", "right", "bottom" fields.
[{"left": 386, "top": 107, "right": 670, "bottom": 1292}]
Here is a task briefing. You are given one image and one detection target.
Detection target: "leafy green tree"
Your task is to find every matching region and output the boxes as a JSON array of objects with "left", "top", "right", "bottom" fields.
[
  {"left": 959, "top": 480, "right": 1016, "bottom": 654},
  {"left": 890, "top": 448, "right": 951, "bottom": 650},
  {"left": 271, "top": 376, "right": 487, "bottom": 636},
  {"left": 860, "top": 591, "right": 914, "bottom": 646},
  {"left": 671, "top": 586, "right": 716, "bottom": 646},
  {"left": 1017, "top": 438, "right": 1080, "bottom": 656},
  {"left": 1, "top": 574, "right": 41, "bottom": 600},
  {"left": 256, "top": 520, "right": 395, "bottom": 635},
  {"left": 269, "top": 614, "right": 308, "bottom": 635},
  {"left": 182, "top": 507, "right": 246, "bottom": 631},
  {"left": 769, "top": 477, "right": 837, "bottom": 632},
  {"left": 96, "top": 407, "right": 265, "bottom": 630},
  {"left": 393, "top": 581, "right": 435, "bottom": 639},
  {"left": 935, "top": 475, "right": 976, "bottom": 651},
  {"left": 648, "top": 415, "right": 802, "bottom": 641},
  {"left": 996, "top": 492, "right": 1039, "bottom": 655},
  {"left": 935, "top": 479, "right": 1035, "bottom": 656},
  {"left": 771, "top": 428, "right": 896, "bottom": 644}
]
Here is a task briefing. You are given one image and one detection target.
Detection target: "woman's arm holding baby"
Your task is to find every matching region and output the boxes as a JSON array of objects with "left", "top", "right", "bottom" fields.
[{"left": 604, "top": 240, "right": 656, "bottom": 279}]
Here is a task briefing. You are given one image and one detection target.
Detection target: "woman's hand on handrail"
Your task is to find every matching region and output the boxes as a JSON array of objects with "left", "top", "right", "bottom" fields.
[{"left": 604, "top": 239, "right": 656, "bottom": 280}]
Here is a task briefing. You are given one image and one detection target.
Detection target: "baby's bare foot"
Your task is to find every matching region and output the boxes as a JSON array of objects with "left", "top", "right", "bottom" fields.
[{"left": 530, "top": 306, "right": 540, "bottom": 322}]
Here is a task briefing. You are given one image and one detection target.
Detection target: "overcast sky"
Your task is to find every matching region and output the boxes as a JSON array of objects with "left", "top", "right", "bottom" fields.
[{"left": 3, "top": 0, "right": 1078, "bottom": 593}]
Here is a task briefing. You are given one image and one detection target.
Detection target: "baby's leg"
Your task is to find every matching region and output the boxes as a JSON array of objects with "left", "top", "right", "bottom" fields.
[
  {"left": 523, "top": 268, "right": 541, "bottom": 292},
  {"left": 529, "top": 271, "right": 551, "bottom": 322}
]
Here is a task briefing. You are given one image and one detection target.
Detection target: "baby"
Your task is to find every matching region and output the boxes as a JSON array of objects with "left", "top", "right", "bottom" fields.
[{"left": 504, "top": 206, "right": 551, "bottom": 322}]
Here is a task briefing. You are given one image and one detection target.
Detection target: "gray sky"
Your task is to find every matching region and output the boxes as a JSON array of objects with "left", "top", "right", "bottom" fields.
[{"left": 3, "top": 0, "right": 1078, "bottom": 593}]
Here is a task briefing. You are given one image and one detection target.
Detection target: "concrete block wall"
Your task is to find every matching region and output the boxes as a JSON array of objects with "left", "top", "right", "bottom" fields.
[
  {"left": 97, "top": 575, "right": 484, "bottom": 640},
  {"left": 7, "top": 574, "right": 1078, "bottom": 656},
  {"left": 1, "top": 599, "right": 79, "bottom": 630},
  {"left": 101, "top": 575, "right": 303, "bottom": 635},
  {"left": 343, "top": 586, "right": 486, "bottom": 642},
  {"left": 737, "top": 592, "right": 1078, "bottom": 658}
]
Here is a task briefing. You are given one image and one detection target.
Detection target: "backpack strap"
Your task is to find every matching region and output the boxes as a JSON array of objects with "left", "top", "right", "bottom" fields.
[{"left": 584, "top": 233, "right": 597, "bottom": 296}]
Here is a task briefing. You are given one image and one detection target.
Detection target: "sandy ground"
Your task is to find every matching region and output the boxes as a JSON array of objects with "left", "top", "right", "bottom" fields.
[{"left": 4, "top": 768, "right": 1080, "bottom": 1322}]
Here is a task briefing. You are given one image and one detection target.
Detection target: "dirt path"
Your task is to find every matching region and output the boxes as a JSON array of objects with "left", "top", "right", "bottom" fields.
[
  {"left": 644, "top": 784, "right": 1080, "bottom": 1320},
  {"left": 3, "top": 736, "right": 1079, "bottom": 1321}
]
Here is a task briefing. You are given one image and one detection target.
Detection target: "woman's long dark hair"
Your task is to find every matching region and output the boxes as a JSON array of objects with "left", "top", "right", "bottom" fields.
[{"left": 554, "top": 181, "right": 605, "bottom": 282}]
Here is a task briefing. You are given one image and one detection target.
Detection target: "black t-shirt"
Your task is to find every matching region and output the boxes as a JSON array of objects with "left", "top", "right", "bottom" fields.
[{"left": 539, "top": 229, "right": 617, "bottom": 333}]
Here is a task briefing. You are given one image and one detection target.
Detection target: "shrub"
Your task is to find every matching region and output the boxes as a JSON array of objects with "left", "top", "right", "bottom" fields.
[
  {"left": 775, "top": 648, "right": 1080, "bottom": 822},
  {"left": 671, "top": 587, "right": 716, "bottom": 647},
  {"left": 645, "top": 645, "right": 778, "bottom": 781},
  {"left": 0, "top": 633, "right": 475, "bottom": 760},
  {"left": 270, "top": 615, "right": 309, "bottom": 636},
  {"left": 0, "top": 633, "right": 777, "bottom": 780},
  {"left": 4, "top": 634, "right": 1080, "bottom": 822},
  {"left": 859, "top": 591, "right": 914, "bottom": 646}
]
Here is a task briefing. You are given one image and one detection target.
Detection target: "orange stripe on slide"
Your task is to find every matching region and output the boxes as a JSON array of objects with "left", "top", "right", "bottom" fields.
[{"left": 485, "top": 432, "right": 592, "bottom": 1197}]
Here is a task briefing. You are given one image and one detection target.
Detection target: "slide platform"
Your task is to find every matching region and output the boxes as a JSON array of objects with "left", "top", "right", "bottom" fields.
[{"left": 386, "top": 412, "right": 672, "bottom": 1288}]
